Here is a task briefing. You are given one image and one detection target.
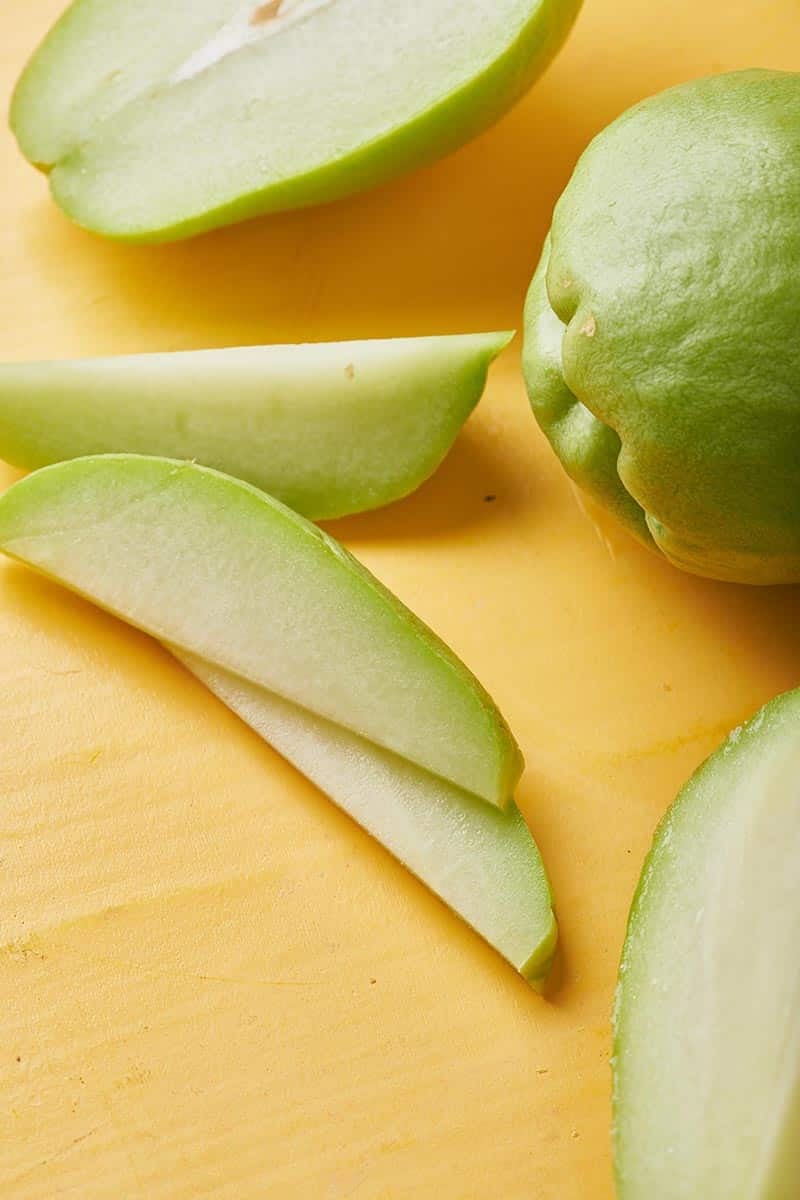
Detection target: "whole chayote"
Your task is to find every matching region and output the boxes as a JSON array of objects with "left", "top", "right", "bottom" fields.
[{"left": 523, "top": 70, "right": 800, "bottom": 585}]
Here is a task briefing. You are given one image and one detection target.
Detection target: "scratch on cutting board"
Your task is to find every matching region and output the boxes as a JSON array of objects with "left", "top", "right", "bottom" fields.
[
  {"left": 193, "top": 972, "right": 318, "bottom": 987},
  {"left": 4, "top": 1125, "right": 102, "bottom": 1188},
  {"left": 598, "top": 714, "right": 748, "bottom": 765},
  {"left": 325, "top": 1165, "right": 370, "bottom": 1199},
  {"left": 0, "top": 869, "right": 298, "bottom": 959},
  {"left": 0, "top": 930, "right": 321, "bottom": 989},
  {"left": 66, "top": 983, "right": 150, "bottom": 1198}
]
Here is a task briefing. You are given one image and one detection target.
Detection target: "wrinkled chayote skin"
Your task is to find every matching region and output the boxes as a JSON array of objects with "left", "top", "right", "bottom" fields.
[{"left": 523, "top": 70, "right": 800, "bottom": 585}]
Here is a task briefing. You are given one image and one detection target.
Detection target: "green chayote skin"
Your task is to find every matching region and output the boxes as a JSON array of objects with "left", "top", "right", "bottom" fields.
[{"left": 523, "top": 70, "right": 800, "bottom": 585}]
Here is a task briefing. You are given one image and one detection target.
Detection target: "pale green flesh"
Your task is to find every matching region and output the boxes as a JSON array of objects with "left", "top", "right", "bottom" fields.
[
  {"left": 0, "top": 332, "right": 510, "bottom": 520},
  {"left": 0, "top": 455, "right": 522, "bottom": 808},
  {"left": 177, "top": 651, "right": 556, "bottom": 985},
  {"left": 614, "top": 688, "right": 800, "bottom": 1199},
  {"left": 11, "top": 0, "right": 581, "bottom": 241}
]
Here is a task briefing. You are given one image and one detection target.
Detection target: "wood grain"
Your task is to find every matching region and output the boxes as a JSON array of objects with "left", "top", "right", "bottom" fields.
[{"left": 1, "top": 2, "right": 800, "bottom": 1196}]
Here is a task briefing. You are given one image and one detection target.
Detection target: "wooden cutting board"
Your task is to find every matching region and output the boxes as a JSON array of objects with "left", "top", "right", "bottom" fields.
[{"left": 2, "top": 3, "right": 799, "bottom": 1196}]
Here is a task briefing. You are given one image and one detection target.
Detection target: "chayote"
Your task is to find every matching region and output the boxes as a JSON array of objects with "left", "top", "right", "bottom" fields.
[{"left": 523, "top": 70, "right": 800, "bottom": 585}]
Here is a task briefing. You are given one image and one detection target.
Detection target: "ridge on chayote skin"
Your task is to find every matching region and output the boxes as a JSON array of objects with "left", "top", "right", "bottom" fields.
[
  {"left": 11, "top": 0, "right": 582, "bottom": 242},
  {"left": 613, "top": 686, "right": 800, "bottom": 1198},
  {"left": 523, "top": 69, "right": 800, "bottom": 585}
]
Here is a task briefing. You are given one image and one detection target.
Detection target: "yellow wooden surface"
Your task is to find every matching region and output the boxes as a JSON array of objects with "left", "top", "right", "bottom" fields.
[{"left": 2, "top": 3, "right": 800, "bottom": 1197}]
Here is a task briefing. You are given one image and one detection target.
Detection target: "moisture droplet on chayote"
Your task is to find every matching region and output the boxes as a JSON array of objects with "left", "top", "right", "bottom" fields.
[{"left": 523, "top": 70, "right": 800, "bottom": 585}]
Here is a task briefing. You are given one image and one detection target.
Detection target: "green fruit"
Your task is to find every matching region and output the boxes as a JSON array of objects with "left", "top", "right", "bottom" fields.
[
  {"left": 180, "top": 652, "right": 557, "bottom": 986},
  {"left": 523, "top": 70, "right": 800, "bottom": 585},
  {"left": 0, "top": 332, "right": 510, "bottom": 520},
  {"left": 613, "top": 687, "right": 800, "bottom": 1198},
  {"left": 0, "top": 455, "right": 522, "bottom": 808},
  {"left": 12, "top": 0, "right": 581, "bottom": 243}
]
